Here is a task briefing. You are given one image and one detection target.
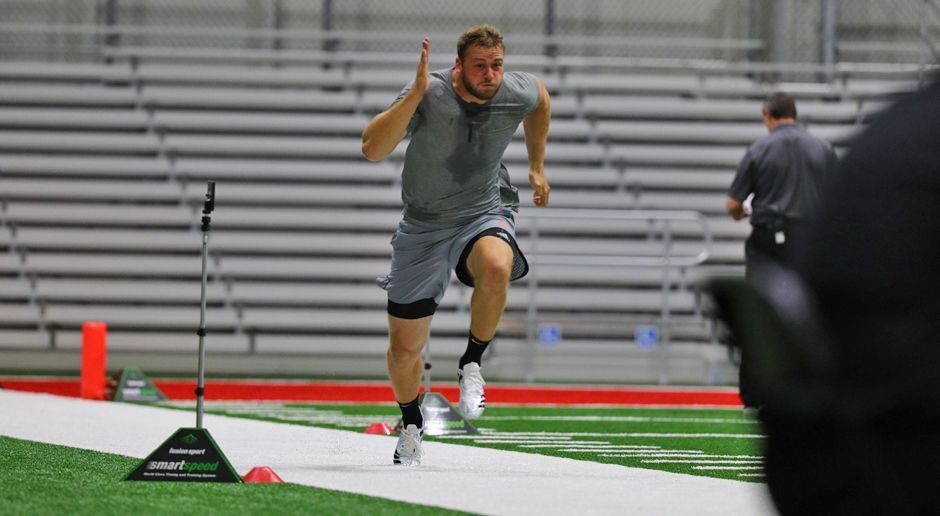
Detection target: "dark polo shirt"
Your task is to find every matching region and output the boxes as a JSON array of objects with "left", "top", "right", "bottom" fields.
[{"left": 729, "top": 123, "right": 838, "bottom": 226}]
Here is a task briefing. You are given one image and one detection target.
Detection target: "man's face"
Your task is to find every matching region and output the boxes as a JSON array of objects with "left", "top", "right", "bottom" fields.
[{"left": 456, "top": 44, "right": 504, "bottom": 101}]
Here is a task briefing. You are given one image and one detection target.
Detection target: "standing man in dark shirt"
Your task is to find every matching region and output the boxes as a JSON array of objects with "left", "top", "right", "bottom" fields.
[
  {"left": 727, "top": 92, "right": 838, "bottom": 276},
  {"left": 725, "top": 92, "right": 838, "bottom": 407}
]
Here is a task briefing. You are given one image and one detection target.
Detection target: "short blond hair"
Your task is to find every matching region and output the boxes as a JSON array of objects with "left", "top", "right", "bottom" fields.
[{"left": 457, "top": 24, "right": 504, "bottom": 61}]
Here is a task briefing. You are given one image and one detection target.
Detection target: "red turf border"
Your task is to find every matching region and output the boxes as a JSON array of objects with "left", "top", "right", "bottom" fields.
[{"left": 0, "top": 378, "right": 742, "bottom": 406}]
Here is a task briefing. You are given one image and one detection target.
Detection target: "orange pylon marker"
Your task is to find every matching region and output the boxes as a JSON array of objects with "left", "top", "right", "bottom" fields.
[{"left": 81, "top": 321, "right": 107, "bottom": 400}]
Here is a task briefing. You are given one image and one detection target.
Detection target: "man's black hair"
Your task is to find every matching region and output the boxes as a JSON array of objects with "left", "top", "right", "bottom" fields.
[{"left": 764, "top": 92, "right": 797, "bottom": 120}]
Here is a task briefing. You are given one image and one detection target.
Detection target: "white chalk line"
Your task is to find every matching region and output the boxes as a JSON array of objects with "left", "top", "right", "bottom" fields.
[
  {"left": 694, "top": 466, "right": 765, "bottom": 471},
  {"left": 167, "top": 401, "right": 766, "bottom": 478},
  {"left": 482, "top": 416, "right": 757, "bottom": 425}
]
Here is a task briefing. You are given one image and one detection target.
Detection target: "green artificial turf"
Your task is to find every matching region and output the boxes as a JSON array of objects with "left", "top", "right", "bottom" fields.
[
  {"left": 189, "top": 402, "right": 766, "bottom": 482},
  {"left": 0, "top": 436, "right": 469, "bottom": 516}
]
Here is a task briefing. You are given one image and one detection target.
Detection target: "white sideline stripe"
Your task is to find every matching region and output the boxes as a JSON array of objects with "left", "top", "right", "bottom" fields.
[
  {"left": 243, "top": 413, "right": 376, "bottom": 419},
  {"left": 257, "top": 417, "right": 379, "bottom": 423},
  {"left": 463, "top": 436, "right": 575, "bottom": 441},
  {"left": 528, "top": 444, "right": 644, "bottom": 449},
  {"left": 594, "top": 453, "right": 708, "bottom": 457},
  {"left": 474, "top": 440, "right": 603, "bottom": 445},
  {"left": 600, "top": 454, "right": 761, "bottom": 459},
  {"left": 196, "top": 407, "right": 784, "bottom": 431},
  {"left": 553, "top": 449, "right": 708, "bottom": 454},
  {"left": 193, "top": 405, "right": 764, "bottom": 466},
  {"left": 201, "top": 407, "right": 392, "bottom": 426},
  {"left": 479, "top": 403, "right": 744, "bottom": 409},
  {"left": 558, "top": 448, "right": 662, "bottom": 453},
  {"left": 642, "top": 460, "right": 763, "bottom": 464},
  {"left": 0, "top": 391, "right": 775, "bottom": 515},
  {"left": 739, "top": 473, "right": 766, "bottom": 477},
  {"left": 613, "top": 433, "right": 764, "bottom": 438},
  {"left": 451, "top": 431, "right": 765, "bottom": 439},
  {"left": 177, "top": 405, "right": 767, "bottom": 473},
  {"left": 449, "top": 436, "right": 575, "bottom": 441},
  {"left": 694, "top": 466, "right": 765, "bottom": 471},
  {"left": 483, "top": 416, "right": 757, "bottom": 425}
]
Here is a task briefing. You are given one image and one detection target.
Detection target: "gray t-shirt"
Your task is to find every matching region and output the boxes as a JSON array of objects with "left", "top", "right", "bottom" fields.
[
  {"left": 395, "top": 68, "right": 541, "bottom": 226},
  {"left": 729, "top": 123, "right": 838, "bottom": 226}
]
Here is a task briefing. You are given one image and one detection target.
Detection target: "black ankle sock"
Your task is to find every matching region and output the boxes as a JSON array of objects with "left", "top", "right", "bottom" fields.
[
  {"left": 459, "top": 332, "right": 492, "bottom": 370},
  {"left": 398, "top": 395, "right": 423, "bottom": 428}
]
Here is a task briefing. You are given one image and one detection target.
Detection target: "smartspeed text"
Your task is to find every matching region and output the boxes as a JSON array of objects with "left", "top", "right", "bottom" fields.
[{"left": 145, "top": 460, "right": 219, "bottom": 472}]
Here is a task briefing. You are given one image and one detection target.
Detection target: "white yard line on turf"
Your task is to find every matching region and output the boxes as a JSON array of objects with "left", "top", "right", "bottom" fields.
[
  {"left": 0, "top": 390, "right": 775, "bottom": 516},
  {"left": 481, "top": 416, "right": 757, "bottom": 424},
  {"left": 452, "top": 431, "right": 766, "bottom": 438},
  {"left": 694, "top": 466, "right": 765, "bottom": 471},
  {"left": 600, "top": 453, "right": 762, "bottom": 459},
  {"left": 642, "top": 460, "right": 763, "bottom": 464}
]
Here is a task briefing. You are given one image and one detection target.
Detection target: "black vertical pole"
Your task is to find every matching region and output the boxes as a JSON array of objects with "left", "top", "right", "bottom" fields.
[{"left": 195, "top": 181, "right": 215, "bottom": 429}]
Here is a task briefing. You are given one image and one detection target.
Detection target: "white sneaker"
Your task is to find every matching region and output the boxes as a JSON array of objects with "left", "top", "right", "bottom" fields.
[
  {"left": 393, "top": 424, "right": 424, "bottom": 466},
  {"left": 458, "top": 362, "right": 486, "bottom": 419}
]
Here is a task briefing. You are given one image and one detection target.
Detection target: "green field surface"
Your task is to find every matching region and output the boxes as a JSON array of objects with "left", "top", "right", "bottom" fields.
[
  {"left": 0, "top": 436, "right": 469, "bottom": 516},
  {"left": 186, "top": 402, "right": 766, "bottom": 482}
]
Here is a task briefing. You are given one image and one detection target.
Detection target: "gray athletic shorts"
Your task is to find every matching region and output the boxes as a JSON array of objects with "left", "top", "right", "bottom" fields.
[{"left": 375, "top": 206, "right": 529, "bottom": 319}]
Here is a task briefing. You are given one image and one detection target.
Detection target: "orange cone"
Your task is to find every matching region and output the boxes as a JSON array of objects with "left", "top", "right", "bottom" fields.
[
  {"left": 242, "top": 466, "right": 283, "bottom": 483},
  {"left": 81, "top": 321, "right": 107, "bottom": 400},
  {"left": 363, "top": 422, "right": 395, "bottom": 435}
]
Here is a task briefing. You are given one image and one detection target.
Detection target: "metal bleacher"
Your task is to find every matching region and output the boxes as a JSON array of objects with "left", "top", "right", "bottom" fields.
[{"left": 0, "top": 20, "right": 924, "bottom": 383}]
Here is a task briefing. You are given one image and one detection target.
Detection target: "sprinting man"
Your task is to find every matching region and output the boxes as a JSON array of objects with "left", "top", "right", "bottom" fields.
[{"left": 361, "top": 24, "right": 551, "bottom": 466}]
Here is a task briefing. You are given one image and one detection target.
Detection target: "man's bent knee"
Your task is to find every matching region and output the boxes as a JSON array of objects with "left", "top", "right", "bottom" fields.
[
  {"left": 475, "top": 259, "right": 511, "bottom": 286},
  {"left": 387, "top": 344, "right": 421, "bottom": 369},
  {"left": 468, "top": 237, "right": 513, "bottom": 286}
]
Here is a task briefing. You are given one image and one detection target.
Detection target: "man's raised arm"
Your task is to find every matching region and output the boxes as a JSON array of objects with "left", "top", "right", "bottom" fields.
[{"left": 361, "top": 38, "right": 430, "bottom": 162}]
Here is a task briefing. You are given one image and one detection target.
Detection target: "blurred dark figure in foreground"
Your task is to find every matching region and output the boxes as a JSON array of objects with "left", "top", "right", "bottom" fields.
[{"left": 712, "top": 78, "right": 940, "bottom": 515}]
